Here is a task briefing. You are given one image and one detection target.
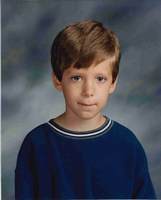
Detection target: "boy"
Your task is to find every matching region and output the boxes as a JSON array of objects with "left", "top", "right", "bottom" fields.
[{"left": 15, "top": 20, "right": 156, "bottom": 199}]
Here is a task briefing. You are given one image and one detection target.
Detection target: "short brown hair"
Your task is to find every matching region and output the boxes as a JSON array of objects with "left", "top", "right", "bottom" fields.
[{"left": 51, "top": 20, "right": 121, "bottom": 83}]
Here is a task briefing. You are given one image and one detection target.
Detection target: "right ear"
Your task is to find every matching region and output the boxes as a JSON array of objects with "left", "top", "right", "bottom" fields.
[{"left": 51, "top": 73, "right": 63, "bottom": 92}]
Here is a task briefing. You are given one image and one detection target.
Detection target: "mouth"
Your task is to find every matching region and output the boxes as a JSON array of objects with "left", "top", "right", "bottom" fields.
[{"left": 78, "top": 102, "right": 96, "bottom": 107}]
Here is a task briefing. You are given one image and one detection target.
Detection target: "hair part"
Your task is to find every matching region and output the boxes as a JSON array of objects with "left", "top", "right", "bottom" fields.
[{"left": 51, "top": 20, "right": 121, "bottom": 83}]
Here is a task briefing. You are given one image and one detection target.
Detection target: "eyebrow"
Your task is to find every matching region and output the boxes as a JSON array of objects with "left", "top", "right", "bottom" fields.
[
  {"left": 65, "top": 67, "right": 109, "bottom": 76},
  {"left": 66, "top": 69, "right": 85, "bottom": 75},
  {"left": 67, "top": 72, "right": 109, "bottom": 78}
]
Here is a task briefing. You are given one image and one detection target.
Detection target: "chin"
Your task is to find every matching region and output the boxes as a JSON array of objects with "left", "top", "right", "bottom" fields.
[{"left": 76, "top": 111, "right": 99, "bottom": 120}]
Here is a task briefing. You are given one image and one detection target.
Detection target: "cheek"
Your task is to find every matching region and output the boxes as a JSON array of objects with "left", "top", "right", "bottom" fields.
[
  {"left": 96, "top": 88, "right": 110, "bottom": 103},
  {"left": 63, "top": 86, "right": 79, "bottom": 101}
]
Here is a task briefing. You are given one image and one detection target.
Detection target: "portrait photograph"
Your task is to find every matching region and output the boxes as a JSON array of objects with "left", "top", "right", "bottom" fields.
[{"left": 2, "top": 0, "right": 161, "bottom": 199}]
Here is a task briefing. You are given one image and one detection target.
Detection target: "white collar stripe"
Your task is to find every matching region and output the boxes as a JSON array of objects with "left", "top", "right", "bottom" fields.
[{"left": 47, "top": 119, "right": 112, "bottom": 137}]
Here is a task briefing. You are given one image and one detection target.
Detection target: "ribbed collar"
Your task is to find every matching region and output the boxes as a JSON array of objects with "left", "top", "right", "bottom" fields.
[{"left": 47, "top": 116, "right": 113, "bottom": 139}]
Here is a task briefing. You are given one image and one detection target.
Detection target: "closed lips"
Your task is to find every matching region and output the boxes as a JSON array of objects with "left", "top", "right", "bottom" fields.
[{"left": 78, "top": 102, "right": 96, "bottom": 106}]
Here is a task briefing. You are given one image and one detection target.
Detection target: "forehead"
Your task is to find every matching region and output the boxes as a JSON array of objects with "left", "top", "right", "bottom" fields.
[{"left": 64, "top": 59, "right": 113, "bottom": 75}]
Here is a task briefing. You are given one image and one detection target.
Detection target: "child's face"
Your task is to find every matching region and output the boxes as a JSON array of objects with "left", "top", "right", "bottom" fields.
[{"left": 53, "top": 59, "right": 117, "bottom": 120}]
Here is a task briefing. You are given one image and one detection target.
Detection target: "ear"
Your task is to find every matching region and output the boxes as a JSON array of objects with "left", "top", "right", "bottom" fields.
[
  {"left": 51, "top": 73, "right": 63, "bottom": 92},
  {"left": 109, "top": 76, "right": 118, "bottom": 94}
]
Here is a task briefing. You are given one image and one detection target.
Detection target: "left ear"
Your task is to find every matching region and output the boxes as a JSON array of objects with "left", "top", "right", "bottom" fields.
[{"left": 109, "top": 77, "right": 118, "bottom": 94}]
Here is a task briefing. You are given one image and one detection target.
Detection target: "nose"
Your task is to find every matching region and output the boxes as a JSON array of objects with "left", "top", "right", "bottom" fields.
[{"left": 81, "top": 80, "right": 94, "bottom": 97}]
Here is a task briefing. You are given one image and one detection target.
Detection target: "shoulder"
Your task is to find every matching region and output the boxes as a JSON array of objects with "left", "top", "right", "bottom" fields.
[
  {"left": 112, "top": 120, "right": 146, "bottom": 156},
  {"left": 112, "top": 120, "right": 137, "bottom": 140},
  {"left": 112, "top": 120, "right": 139, "bottom": 142},
  {"left": 20, "top": 122, "right": 51, "bottom": 147},
  {"left": 15, "top": 122, "right": 51, "bottom": 171},
  {"left": 16, "top": 122, "right": 52, "bottom": 161}
]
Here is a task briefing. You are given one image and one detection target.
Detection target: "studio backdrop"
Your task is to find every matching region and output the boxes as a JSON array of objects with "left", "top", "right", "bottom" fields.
[{"left": 2, "top": 0, "right": 161, "bottom": 199}]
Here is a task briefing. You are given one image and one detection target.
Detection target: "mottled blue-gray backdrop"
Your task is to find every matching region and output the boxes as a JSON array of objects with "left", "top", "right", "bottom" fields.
[{"left": 2, "top": 0, "right": 161, "bottom": 199}]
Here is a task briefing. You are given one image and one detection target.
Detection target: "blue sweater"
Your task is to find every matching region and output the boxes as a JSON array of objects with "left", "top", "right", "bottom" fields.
[{"left": 15, "top": 118, "right": 156, "bottom": 199}]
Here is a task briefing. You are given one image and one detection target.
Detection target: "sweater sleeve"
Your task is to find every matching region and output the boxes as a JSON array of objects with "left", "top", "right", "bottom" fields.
[
  {"left": 15, "top": 134, "right": 36, "bottom": 199},
  {"left": 132, "top": 140, "right": 156, "bottom": 199}
]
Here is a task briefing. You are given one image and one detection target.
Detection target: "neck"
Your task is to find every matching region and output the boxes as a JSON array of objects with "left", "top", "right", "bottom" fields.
[{"left": 54, "top": 112, "right": 106, "bottom": 132}]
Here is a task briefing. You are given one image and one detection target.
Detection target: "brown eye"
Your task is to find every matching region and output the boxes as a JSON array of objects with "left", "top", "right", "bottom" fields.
[
  {"left": 71, "top": 76, "right": 81, "bottom": 81},
  {"left": 96, "top": 76, "right": 107, "bottom": 82}
]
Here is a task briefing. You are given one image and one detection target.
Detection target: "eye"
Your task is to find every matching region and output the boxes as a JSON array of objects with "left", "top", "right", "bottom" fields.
[
  {"left": 96, "top": 76, "right": 107, "bottom": 83},
  {"left": 70, "top": 75, "right": 82, "bottom": 81}
]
